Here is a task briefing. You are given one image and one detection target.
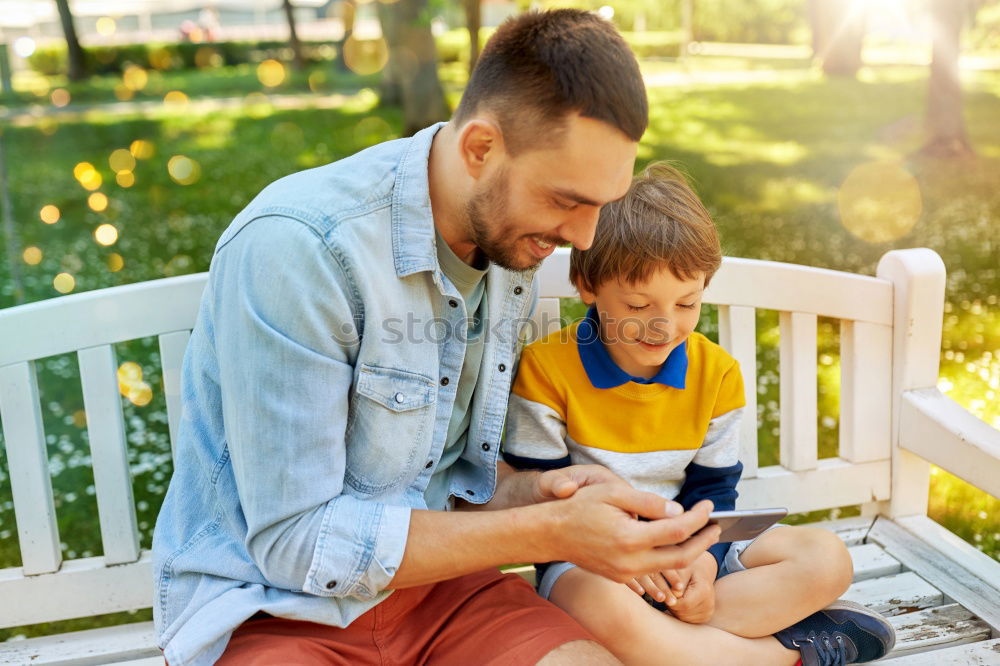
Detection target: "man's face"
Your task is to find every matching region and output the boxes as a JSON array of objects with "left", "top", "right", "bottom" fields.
[{"left": 467, "top": 115, "right": 637, "bottom": 272}]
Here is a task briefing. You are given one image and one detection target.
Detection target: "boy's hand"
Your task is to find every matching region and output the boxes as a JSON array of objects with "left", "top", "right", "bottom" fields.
[
  {"left": 531, "top": 464, "right": 639, "bottom": 503},
  {"left": 665, "top": 551, "right": 719, "bottom": 624},
  {"left": 626, "top": 564, "right": 696, "bottom": 606}
]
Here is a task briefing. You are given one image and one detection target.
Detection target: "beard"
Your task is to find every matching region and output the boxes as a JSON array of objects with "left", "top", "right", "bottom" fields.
[{"left": 465, "top": 166, "right": 546, "bottom": 272}]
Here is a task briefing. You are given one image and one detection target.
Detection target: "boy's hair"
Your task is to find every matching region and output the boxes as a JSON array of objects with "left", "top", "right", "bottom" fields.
[
  {"left": 453, "top": 10, "right": 647, "bottom": 155},
  {"left": 570, "top": 162, "right": 722, "bottom": 293}
]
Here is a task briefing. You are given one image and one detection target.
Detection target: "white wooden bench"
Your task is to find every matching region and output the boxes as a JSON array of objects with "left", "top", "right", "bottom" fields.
[{"left": 1, "top": 247, "right": 998, "bottom": 665}]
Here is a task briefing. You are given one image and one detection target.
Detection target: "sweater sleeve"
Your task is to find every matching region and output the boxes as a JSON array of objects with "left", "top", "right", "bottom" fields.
[{"left": 502, "top": 346, "right": 572, "bottom": 470}]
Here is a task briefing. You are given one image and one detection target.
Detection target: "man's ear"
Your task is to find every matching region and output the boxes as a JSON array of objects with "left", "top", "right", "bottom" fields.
[
  {"left": 575, "top": 276, "right": 596, "bottom": 305},
  {"left": 457, "top": 119, "right": 504, "bottom": 180}
]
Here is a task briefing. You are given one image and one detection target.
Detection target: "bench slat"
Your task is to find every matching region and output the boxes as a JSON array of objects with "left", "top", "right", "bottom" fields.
[
  {"left": 0, "top": 620, "right": 160, "bottom": 666},
  {"left": 78, "top": 345, "right": 141, "bottom": 565},
  {"left": 0, "top": 361, "right": 62, "bottom": 575},
  {"left": 886, "top": 604, "right": 993, "bottom": 659},
  {"left": 717, "top": 304, "right": 758, "bottom": 478},
  {"left": 0, "top": 554, "right": 152, "bottom": 629},
  {"left": 158, "top": 330, "right": 191, "bottom": 463},
  {"left": 841, "top": 571, "right": 943, "bottom": 616},
  {"left": 881, "top": 638, "right": 1000, "bottom": 664},
  {"left": 848, "top": 543, "right": 902, "bottom": 582},
  {"left": 739, "top": 459, "right": 889, "bottom": 515},
  {"left": 779, "top": 311, "right": 818, "bottom": 471},
  {"left": 840, "top": 321, "right": 892, "bottom": 463},
  {"left": 527, "top": 297, "right": 563, "bottom": 345}
]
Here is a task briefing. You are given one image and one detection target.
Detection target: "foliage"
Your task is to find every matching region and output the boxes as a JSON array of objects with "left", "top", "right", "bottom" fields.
[
  {"left": 691, "top": 0, "right": 809, "bottom": 44},
  {"left": 26, "top": 39, "right": 347, "bottom": 77}
]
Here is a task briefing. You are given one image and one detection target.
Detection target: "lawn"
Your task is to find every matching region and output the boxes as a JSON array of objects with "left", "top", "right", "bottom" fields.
[{"left": 0, "top": 55, "right": 998, "bottom": 640}]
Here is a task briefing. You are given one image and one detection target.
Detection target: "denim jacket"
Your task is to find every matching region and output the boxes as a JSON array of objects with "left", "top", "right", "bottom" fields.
[{"left": 152, "top": 123, "right": 539, "bottom": 665}]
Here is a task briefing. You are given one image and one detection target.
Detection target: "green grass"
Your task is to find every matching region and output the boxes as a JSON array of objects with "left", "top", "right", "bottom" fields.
[{"left": 1, "top": 55, "right": 998, "bottom": 641}]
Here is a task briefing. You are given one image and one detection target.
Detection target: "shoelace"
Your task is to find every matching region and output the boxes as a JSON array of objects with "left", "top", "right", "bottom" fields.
[{"left": 798, "top": 632, "right": 848, "bottom": 666}]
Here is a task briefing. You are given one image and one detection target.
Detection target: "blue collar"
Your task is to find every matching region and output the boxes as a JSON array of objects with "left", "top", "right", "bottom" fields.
[{"left": 576, "top": 306, "right": 688, "bottom": 389}]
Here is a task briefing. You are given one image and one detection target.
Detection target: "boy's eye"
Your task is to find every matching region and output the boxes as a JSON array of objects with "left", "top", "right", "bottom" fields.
[
  {"left": 626, "top": 303, "right": 649, "bottom": 312},
  {"left": 678, "top": 303, "right": 697, "bottom": 310}
]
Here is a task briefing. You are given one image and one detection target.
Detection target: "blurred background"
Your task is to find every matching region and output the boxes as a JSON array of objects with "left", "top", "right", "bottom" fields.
[{"left": 0, "top": 0, "right": 997, "bottom": 641}]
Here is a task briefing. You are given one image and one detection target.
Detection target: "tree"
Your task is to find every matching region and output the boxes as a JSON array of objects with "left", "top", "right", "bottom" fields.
[
  {"left": 808, "top": 0, "right": 867, "bottom": 77},
  {"left": 53, "top": 0, "right": 86, "bottom": 81},
  {"left": 376, "top": 0, "right": 450, "bottom": 136},
  {"left": 464, "top": 0, "right": 481, "bottom": 75},
  {"left": 336, "top": 0, "right": 357, "bottom": 73},
  {"left": 282, "top": 0, "right": 306, "bottom": 70},
  {"left": 920, "top": 0, "right": 975, "bottom": 157}
]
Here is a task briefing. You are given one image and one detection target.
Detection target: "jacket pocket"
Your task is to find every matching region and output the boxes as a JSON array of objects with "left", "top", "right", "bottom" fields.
[{"left": 345, "top": 363, "right": 437, "bottom": 494}]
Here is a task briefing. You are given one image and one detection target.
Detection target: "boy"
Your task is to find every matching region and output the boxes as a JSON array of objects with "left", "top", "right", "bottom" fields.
[{"left": 503, "top": 163, "right": 896, "bottom": 665}]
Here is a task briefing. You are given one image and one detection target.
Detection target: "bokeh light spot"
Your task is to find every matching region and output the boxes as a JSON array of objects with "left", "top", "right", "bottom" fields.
[
  {"left": 51, "top": 88, "right": 71, "bottom": 107},
  {"left": 128, "top": 382, "right": 154, "bottom": 407},
  {"left": 40, "top": 204, "right": 60, "bottom": 224},
  {"left": 353, "top": 116, "right": 393, "bottom": 146},
  {"left": 118, "top": 361, "right": 142, "bottom": 384},
  {"left": 114, "top": 84, "right": 134, "bottom": 101},
  {"left": 308, "top": 70, "right": 327, "bottom": 93},
  {"left": 164, "top": 90, "right": 189, "bottom": 105},
  {"left": 109, "top": 148, "right": 137, "bottom": 173},
  {"left": 257, "top": 59, "right": 287, "bottom": 87},
  {"left": 123, "top": 65, "right": 149, "bottom": 91},
  {"left": 195, "top": 47, "right": 223, "bottom": 69},
  {"left": 130, "top": 140, "right": 155, "bottom": 159},
  {"left": 88, "top": 192, "right": 109, "bottom": 212},
  {"left": 838, "top": 161, "right": 923, "bottom": 243},
  {"left": 94, "top": 223, "right": 118, "bottom": 246},
  {"left": 116, "top": 171, "right": 136, "bottom": 188},
  {"left": 72, "top": 409, "right": 88, "bottom": 428},
  {"left": 148, "top": 47, "right": 173, "bottom": 70},
  {"left": 167, "top": 155, "right": 202, "bottom": 185},
  {"left": 77, "top": 166, "right": 103, "bottom": 191},
  {"left": 107, "top": 252, "right": 125, "bottom": 272},
  {"left": 96, "top": 17, "right": 116, "bottom": 35},
  {"left": 14, "top": 36, "right": 36, "bottom": 58},
  {"left": 343, "top": 37, "right": 389, "bottom": 75},
  {"left": 23, "top": 246, "right": 43, "bottom": 265},
  {"left": 53, "top": 272, "right": 76, "bottom": 294}
]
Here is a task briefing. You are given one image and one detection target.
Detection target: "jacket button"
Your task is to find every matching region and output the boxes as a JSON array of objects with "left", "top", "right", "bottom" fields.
[
  {"left": 513, "top": 286, "right": 523, "bottom": 295},
  {"left": 498, "top": 364, "right": 506, "bottom": 372},
  {"left": 394, "top": 392, "right": 405, "bottom": 403},
  {"left": 466, "top": 489, "right": 475, "bottom": 496},
  {"left": 425, "top": 460, "right": 434, "bottom": 469},
  {"left": 449, "top": 299, "right": 458, "bottom": 308},
  {"left": 440, "top": 376, "right": 450, "bottom": 386},
  {"left": 481, "top": 442, "right": 490, "bottom": 451},
  {"left": 325, "top": 580, "right": 337, "bottom": 590}
]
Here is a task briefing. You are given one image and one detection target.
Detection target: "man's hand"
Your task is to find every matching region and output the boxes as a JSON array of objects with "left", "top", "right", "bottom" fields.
[
  {"left": 663, "top": 551, "right": 719, "bottom": 624},
  {"left": 540, "top": 489, "right": 719, "bottom": 582}
]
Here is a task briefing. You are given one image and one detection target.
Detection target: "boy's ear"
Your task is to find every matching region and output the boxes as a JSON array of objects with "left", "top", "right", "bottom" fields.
[{"left": 574, "top": 276, "right": 596, "bottom": 305}]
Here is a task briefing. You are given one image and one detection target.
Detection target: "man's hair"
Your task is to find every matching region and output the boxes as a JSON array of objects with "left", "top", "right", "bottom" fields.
[
  {"left": 453, "top": 9, "right": 647, "bottom": 154},
  {"left": 570, "top": 162, "right": 722, "bottom": 293}
]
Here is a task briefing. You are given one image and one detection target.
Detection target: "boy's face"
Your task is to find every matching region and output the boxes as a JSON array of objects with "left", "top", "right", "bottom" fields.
[{"left": 578, "top": 268, "right": 706, "bottom": 380}]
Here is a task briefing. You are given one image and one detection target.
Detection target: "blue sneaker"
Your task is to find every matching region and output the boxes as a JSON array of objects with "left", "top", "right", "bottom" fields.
[{"left": 774, "top": 600, "right": 896, "bottom": 665}]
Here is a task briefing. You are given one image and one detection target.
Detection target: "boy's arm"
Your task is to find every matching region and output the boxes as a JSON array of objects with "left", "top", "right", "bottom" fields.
[{"left": 674, "top": 359, "right": 747, "bottom": 573}]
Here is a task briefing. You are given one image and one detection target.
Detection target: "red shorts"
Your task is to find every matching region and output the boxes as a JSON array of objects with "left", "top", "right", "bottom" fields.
[{"left": 214, "top": 568, "right": 595, "bottom": 665}]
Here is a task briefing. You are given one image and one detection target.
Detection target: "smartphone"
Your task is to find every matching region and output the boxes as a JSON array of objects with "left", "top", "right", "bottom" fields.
[{"left": 708, "top": 508, "right": 788, "bottom": 542}]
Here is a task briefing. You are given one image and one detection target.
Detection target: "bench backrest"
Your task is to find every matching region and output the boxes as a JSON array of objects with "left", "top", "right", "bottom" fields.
[{"left": 0, "top": 248, "right": 944, "bottom": 629}]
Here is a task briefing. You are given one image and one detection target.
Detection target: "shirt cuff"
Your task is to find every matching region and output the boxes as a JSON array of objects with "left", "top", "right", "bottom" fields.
[
  {"left": 305, "top": 496, "right": 412, "bottom": 600},
  {"left": 708, "top": 541, "right": 730, "bottom": 578}
]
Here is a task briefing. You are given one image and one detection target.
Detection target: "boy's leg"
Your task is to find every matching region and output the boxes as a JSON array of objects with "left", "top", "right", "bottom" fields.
[
  {"left": 548, "top": 566, "right": 800, "bottom": 666},
  {"left": 709, "top": 526, "right": 854, "bottom": 638}
]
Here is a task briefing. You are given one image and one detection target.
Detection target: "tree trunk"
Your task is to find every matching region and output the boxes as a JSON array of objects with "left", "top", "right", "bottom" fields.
[
  {"left": 336, "top": 0, "right": 357, "bottom": 73},
  {"left": 376, "top": 0, "right": 450, "bottom": 135},
  {"left": 282, "top": 0, "right": 306, "bottom": 70},
  {"left": 464, "top": 0, "right": 481, "bottom": 75},
  {"left": 53, "top": 0, "right": 86, "bottom": 81},
  {"left": 920, "top": 0, "right": 974, "bottom": 157},
  {"left": 809, "top": 0, "right": 867, "bottom": 77}
]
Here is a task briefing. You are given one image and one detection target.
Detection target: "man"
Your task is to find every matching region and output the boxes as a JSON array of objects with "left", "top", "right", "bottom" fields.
[{"left": 152, "top": 10, "right": 719, "bottom": 664}]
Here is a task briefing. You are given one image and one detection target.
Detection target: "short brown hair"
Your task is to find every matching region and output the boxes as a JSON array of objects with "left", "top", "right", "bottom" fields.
[
  {"left": 453, "top": 10, "right": 647, "bottom": 154},
  {"left": 570, "top": 162, "right": 721, "bottom": 293}
]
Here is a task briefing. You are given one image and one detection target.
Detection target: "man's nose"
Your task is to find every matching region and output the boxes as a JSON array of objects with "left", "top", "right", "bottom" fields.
[{"left": 558, "top": 207, "right": 601, "bottom": 251}]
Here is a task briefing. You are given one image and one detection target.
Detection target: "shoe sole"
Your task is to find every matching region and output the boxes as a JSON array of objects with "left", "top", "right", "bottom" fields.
[{"left": 821, "top": 599, "right": 897, "bottom": 661}]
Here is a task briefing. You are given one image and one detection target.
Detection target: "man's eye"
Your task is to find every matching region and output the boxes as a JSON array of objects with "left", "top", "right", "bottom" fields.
[
  {"left": 626, "top": 304, "right": 649, "bottom": 312},
  {"left": 554, "top": 199, "right": 577, "bottom": 211}
]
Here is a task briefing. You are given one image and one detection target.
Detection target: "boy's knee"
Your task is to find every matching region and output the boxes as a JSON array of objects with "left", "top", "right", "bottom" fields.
[{"left": 791, "top": 527, "right": 854, "bottom": 595}]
